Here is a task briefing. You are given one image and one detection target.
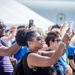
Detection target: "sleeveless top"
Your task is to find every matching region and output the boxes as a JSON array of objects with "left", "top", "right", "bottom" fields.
[
  {"left": 0, "top": 43, "right": 13, "bottom": 75},
  {"left": 23, "top": 52, "right": 57, "bottom": 75}
]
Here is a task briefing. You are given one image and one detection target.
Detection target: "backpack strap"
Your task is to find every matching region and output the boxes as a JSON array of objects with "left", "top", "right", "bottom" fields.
[
  {"left": 1, "top": 40, "right": 7, "bottom": 47},
  {"left": 0, "top": 37, "right": 7, "bottom": 47}
]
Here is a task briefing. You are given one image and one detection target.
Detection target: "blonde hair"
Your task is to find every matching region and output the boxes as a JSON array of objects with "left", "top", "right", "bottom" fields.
[{"left": 36, "top": 27, "right": 46, "bottom": 37}]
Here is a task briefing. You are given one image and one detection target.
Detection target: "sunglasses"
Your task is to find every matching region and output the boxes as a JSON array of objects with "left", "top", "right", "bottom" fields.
[
  {"left": 54, "top": 39, "right": 62, "bottom": 42},
  {"left": 36, "top": 36, "right": 44, "bottom": 41}
]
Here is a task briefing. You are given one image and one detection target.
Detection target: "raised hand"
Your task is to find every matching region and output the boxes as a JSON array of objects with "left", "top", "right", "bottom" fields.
[
  {"left": 66, "top": 28, "right": 74, "bottom": 40},
  {"left": 62, "top": 28, "right": 75, "bottom": 49}
]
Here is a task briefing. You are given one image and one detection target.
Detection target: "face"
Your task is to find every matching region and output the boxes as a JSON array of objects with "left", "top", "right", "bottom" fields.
[
  {"left": 29, "top": 32, "right": 45, "bottom": 50},
  {"left": 0, "top": 27, "right": 5, "bottom": 37},
  {"left": 51, "top": 37, "right": 62, "bottom": 50}
]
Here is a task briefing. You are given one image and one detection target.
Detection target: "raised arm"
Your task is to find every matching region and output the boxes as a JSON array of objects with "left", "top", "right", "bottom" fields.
[
  {"left": 38, "top": 51, "right": 55, "bottom": 57},
  {"left": 28, "top": 42, "right": 66, "bottom": 68},
  {"left": 0, "top": 43, "right": 20, "bottom": 56},
  {"left": 28, "top": 28, "right": 75, "bottom": 68}
]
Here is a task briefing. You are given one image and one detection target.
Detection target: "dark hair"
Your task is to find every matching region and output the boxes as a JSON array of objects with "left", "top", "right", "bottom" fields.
[
  {"left": 0, "top": 24, "right": 6, "bottom": 29},
  {"left": 51, "top": 24, "right": 61, "bottom": 30},
  {"left": 16, "top": 29, "right": 36, "bottom": 46},
  {"left": 17, "top": 25, "right": 25, "bottom": 29},
  {"left": 45, "top": 31, "right": 60, "bottom": 47}
]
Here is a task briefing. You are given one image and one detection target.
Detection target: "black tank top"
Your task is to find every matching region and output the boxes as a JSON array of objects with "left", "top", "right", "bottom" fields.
[{"left": 23, "top": 52, "right": 56, "bottom": 75}]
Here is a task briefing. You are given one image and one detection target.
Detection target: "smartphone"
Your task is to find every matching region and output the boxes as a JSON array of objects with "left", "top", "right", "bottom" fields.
[
  {"left": 29, "top": 19, "right": 34, "bottom": 28},
  {"left": 69, "top": 21, "right": 73, "bottom": 32}
]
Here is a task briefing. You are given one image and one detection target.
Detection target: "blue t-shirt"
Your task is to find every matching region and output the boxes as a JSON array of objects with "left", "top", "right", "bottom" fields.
[
  {"left": 14, "top": 46, "right": 28, "bottom": 61},
  {"left": 54, "top": 56, "right": 69, "bottom": 75},
  {"left": 46, "top": 49, "right": 68, "bottom": 75},
  {"left": 59, "top": 56, "right": 69, "bottom": 72},
  {"left": 12, "top": 40, "right": 28, "bottom": 61},
  {"left": 66, "top": 45, "right": 75, "bottom": 56}
]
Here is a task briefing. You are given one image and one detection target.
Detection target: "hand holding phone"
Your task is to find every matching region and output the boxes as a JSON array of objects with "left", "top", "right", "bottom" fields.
[{"left": 29, "top": 19, "right": 34, "bottom": 28}]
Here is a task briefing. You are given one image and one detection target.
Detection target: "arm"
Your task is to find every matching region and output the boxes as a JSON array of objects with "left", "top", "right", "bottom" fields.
[
  {"left": 7, "top": 30, "right": 16, "bottom": 41},
  {"left": 62, "top": 28, "right": 74, "bottom": 55},
  {"left": 28, "top": 42, "right": 66, "bottom": 68},
  {"left": 28, "top": 28, "right": 74, "bottom": 68},
  {"left": 7, "top": 34, "right": 15, "bottom": 41},
  {"left": 0, "top": 43, "right": 20, "bottom": 56},
  {"left": 69, "top": 59, "right": 75, "bottom": 70}
]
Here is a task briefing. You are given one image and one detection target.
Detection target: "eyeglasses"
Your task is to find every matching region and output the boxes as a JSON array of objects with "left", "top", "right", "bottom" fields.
[
  {"left": 54, "top": 39, "right": 62, "bottom": 42},
  {"left": 0, "top": 27, "right": 6, "bottom": 30},
  {"left": 36, "top": 36, "right": 44, "bottom": 41}
]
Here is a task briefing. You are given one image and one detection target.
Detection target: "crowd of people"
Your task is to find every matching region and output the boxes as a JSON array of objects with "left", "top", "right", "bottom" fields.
[{"left": 0, "top": 19, "right": 75, "bottom": 75}]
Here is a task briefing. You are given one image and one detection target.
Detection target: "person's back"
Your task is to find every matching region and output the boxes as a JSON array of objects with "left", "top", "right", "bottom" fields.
[
  {"left": 54, "top": 57, "right": 65, "bottom": 75},
  {"left": 46, "top": 49, "right": 65, "bottom": 75}
]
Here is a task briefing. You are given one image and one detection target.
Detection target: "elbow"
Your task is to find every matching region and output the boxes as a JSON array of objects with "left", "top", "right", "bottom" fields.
[
  {"left": 51, "top": 60, "right": 57, "bottom": 65},
  {"left": 51, "top": 57, "right": 59, "bottom": 65},
  {"left": 48, "top": 58, "right": 58, "bottom": 66}
]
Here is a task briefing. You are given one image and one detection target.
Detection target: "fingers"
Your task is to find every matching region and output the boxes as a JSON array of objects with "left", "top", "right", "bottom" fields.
[
  {"left": 70, "top": 30, "right": 75, "bottom": 38},
  {"left": 66, "top": 28, "right": 70, "bottom": 33},
  {"left": 65, "top": 28, "right": 75, "bottom": 40}
]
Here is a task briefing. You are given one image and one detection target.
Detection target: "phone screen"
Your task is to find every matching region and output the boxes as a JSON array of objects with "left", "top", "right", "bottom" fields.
[{"left": 69, "top": 21, "right": 73, "bottom": 32}]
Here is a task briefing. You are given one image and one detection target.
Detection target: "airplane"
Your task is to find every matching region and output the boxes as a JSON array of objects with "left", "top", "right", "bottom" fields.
[{"left": 16, "top": 0, "right": 75, "bottom": 29}]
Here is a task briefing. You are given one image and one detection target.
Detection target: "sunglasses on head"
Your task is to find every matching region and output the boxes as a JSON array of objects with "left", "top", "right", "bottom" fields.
[
  {"left": 54, "top": 39, "right": 62, "bottom": 42},
  {"left": 36, "top": 36, "right": 44, "bottom": 41}
]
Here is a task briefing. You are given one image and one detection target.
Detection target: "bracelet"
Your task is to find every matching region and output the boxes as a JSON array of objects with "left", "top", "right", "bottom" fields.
[{"left": 38, "top": 52, "right": 43, "bottom": 56}]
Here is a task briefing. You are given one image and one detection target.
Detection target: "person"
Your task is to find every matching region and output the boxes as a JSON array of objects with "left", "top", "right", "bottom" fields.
[
  {"left": 50, "top": 23, "right": 75, "bottom": 60},
  {"left": 1, "top": 27, "right": 16, "bottom": 47},
  {"left": 0, "top": 43, "right": 20, "bottom": 56},
  {"left": 0, "top": 24, "right": 13, "bottom": 74},
  {"left": 68, "top": 52, "right": 75, "bottom": 75},
  {"left": 45, "top": 31, "right": 72, "bottom": 75},
  {"left": 68, "top": 36, "right": 75, "bottom": 75},
  {"left": 70, "top": 35, "right": 75, "bottom": 46},
  {"left": 0, "top": 22, "right": 20, "bottom": 75},
  {"left": 68, "top": 37, "right": 75, "bottom": 75},
  {"left": 0, "top": 19, "right": 20, "bottom": 56},
  {"left": 15, "top": 28, "right": 74, "bottom": 75},
  {"left": 12, "top": 25, "right": 28, "bottom": 61}
]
